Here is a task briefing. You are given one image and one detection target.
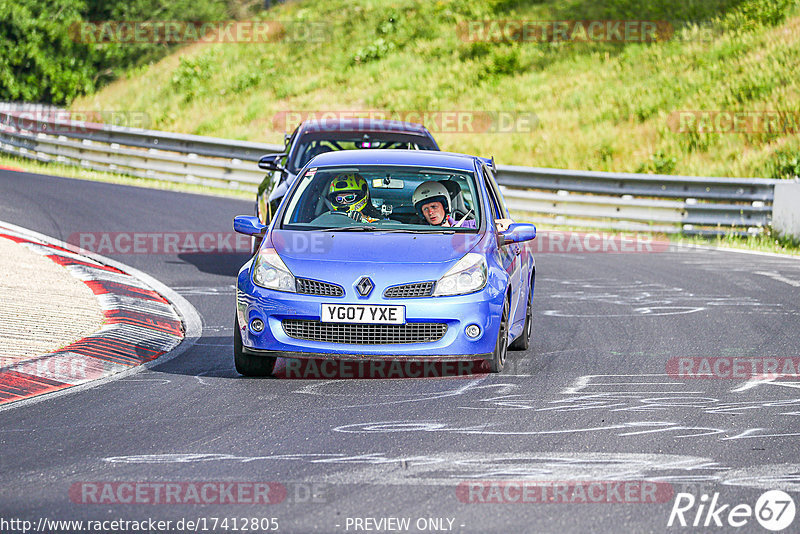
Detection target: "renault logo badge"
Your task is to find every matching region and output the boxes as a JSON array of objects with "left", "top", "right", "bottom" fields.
[{"left": 356, "top": 277, "right": 374, "bottom": 297}]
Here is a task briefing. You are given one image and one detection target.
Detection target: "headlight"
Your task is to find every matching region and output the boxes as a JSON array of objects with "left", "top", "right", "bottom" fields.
[
  {"left": 433, "top": 253, "right": 487, "bottom": 296},
  {"left": 252, "top": 248, "right": 295, "bottom": 292}
]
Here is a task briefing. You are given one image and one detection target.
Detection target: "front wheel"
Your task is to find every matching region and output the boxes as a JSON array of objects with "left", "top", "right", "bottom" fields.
[
  {"left": 488, "top": 299, "right": 509, "bottom": 373},
  {"left": 234, "top": 315, "right": 276, "bottom": 376}
]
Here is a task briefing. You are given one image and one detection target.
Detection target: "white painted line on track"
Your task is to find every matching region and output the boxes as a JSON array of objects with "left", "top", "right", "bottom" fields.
[
  {"left": 754, "top": 271, "right": 800, "bottom": 287},
  {"left": 674, "top": 242, "right": 800, "bottom": 261}
]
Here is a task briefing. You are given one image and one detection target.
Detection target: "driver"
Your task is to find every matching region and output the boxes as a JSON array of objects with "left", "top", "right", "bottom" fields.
[
  {"left": 327, "top": 173, "right": 381, "bottom": 222},
  {"left": 413, "top": 181, "right": 476, "bottom": 228}
]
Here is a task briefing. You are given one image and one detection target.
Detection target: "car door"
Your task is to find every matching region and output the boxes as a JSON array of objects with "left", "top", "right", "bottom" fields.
[{"left": 482, "top": 164, "right": 524, "bottom": 327}]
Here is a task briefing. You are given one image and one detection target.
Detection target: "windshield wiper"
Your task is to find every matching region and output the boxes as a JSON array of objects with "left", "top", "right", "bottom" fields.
[
  {"left": 378, "top": 228, "right": 454, "bottom": 234},
  {"left": 316, "top": 226, "right": 379, "bottom": 232},
  {"left": 312, "top": 226, "right": 456, "bottom": 234}
]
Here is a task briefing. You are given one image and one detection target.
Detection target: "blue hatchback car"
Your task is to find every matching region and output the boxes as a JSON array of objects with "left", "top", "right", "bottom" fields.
[{"left": 233, "top": 150, "right": 536, "bottom": 376}]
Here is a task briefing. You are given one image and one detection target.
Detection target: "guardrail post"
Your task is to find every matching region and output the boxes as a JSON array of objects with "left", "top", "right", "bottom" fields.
[{"left": 773, "top": 179, "right": 800, "bottom": 239}]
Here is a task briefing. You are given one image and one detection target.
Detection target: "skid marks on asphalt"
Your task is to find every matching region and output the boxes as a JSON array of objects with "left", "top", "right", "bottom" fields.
[
  {"left": 307, "top": 372, "right": 800, "bottom": 442},
  {"left": 101, "top": 450, "right": 800, "bottom": 493},
  {"left": 98, "top": 372, "right": 800, "bottom": 492},
  {"left": 289, "top": 374, "right": 503, "bottom": 408},
  {"left": 537, "top": 373, "right": 800, "bottom": 417},
  {"left": 535, "top": 277, "right": 787, "bottom": 317},
  {"left": 286, "top": 368, "right": 800, "bottom": 417}
]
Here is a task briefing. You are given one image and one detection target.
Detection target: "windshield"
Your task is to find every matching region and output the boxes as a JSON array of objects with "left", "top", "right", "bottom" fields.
[
  {"left": 288, "top": 135, "right": 437, "bottom": 173},
  {"left": 281, "top": 165, "right": 481, "bottom": 232}
]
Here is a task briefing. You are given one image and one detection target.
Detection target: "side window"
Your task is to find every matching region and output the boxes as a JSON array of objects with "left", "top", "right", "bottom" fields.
[
  {"left": 484, "top": 175, "right": 501, "bottom": 224},
  {"left": 482, "top": 167, "right": 502, "bottom": 221},
  {"left": 483, "top": 166, "right": 509, "bottom": 218}
]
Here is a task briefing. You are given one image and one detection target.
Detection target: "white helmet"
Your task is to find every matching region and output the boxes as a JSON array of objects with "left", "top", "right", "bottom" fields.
[{"left": 412, "top": 181, "right": 451, "bottom": 219}]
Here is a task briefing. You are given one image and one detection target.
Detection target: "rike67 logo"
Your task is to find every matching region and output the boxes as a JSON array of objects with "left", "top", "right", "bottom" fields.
[{"left": 668, "top": 490, "right": 796, "bottom": 531}]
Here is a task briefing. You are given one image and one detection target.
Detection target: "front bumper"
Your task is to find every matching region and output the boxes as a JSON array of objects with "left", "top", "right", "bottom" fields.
[{"left": 236, "top": 271, "right": 505, "bottom": 359}]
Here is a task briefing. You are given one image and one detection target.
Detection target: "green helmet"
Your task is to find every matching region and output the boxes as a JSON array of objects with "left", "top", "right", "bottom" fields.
[{"left": 328, "top": 173, "right": 369, "bottom": 213}]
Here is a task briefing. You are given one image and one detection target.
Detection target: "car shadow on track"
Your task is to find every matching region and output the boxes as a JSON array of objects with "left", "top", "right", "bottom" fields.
[{"left": 148, "top": 335, "right": 502, "bottom": 381}]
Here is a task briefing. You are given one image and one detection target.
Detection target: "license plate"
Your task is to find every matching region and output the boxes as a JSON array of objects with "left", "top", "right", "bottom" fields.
[{"left": 321, "top": 304, "right": 405, "bottom": 324}]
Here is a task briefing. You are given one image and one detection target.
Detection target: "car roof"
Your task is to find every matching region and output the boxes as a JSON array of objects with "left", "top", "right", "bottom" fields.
[
  {"left": 303, "top": 149, "right": 482, "bottom": 172},
  {"left": 298, "top": 119, "right": 434, "bottom": 137}
]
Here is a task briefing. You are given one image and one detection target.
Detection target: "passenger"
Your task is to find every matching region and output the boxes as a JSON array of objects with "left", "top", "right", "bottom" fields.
[
  {"left": 412, "top": 181, "right": 476, "bottom": 228},
  {"left": 327, "top": 173, "right": 382, "bottom": 222}
]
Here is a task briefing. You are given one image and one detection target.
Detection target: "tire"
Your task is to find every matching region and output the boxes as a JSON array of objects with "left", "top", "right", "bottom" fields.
[
  {"left": 234, "top": 315, "right": 276, "bottom": 376},
  {"left": 488, "top": 299, "right": 509, "bottom": 373},
  {"left": 509, "top": 283, "right": 533, "bottom": 351}
]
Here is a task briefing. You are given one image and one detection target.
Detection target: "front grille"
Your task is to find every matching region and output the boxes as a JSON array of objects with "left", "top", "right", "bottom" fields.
[
  {"left": 384, "top": 281, "right": 435, "bottom": 298},
  {"left": 296, "top": 278, "right": 344, "bottom": 297},
  {"left": 282, "top": 320, "right": 447, "bottom": 344}
]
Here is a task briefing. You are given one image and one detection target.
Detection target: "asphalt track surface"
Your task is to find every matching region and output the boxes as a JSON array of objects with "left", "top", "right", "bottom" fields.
[{"left": 1, "top": 169, "right": 800, "bottom": 533}]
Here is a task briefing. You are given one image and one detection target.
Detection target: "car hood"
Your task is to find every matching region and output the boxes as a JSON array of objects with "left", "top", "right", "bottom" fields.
[{"left": 271, "top": 230, "right": 481, "bottom": 267}]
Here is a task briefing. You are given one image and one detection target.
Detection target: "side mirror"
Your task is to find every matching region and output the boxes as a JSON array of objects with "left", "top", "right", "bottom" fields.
[
  {"left": 234, "top": 215, "right": 267, "bottom": 236},
  {"left": 258, "top": 153, "right": 287, "bottom": 172},
  {"left": 500, "top": 223, "right": 537, "bottom": 245}
]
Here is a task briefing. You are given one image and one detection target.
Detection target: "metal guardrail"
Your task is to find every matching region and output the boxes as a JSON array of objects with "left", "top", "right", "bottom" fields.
[
  {"left": 0, "top": 106, "right": 784, "bottom": 234},
  {"left": 495, "top": 165, "right": 779, "bottom": 234},
  {"left": 0, "top": 108, "right": 281, "bottom": 192}
]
